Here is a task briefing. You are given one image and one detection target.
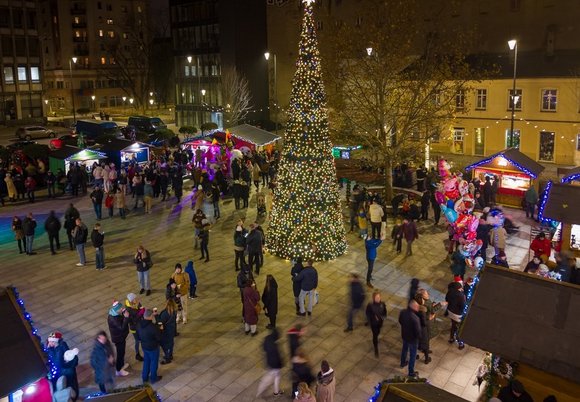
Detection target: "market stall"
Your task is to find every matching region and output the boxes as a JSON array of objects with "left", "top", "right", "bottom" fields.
[
  {"left": 85, "top": 386, "right": 159, "bottom": 401},
  {"left": 94, "top": 139, "right": 152, "bottom": 168},
  {"left": 368, "top": 380, "right": 468, "bottom": 402},
  {"left": 538, "top": 181, "right": 580, "bottom": 257},
  {"left": 0, "top": 287, "right": 51, "bottom": 402},
  {"left": 465, "top": 148, "right": 545, "bottom": 207},
  {"left": 332, "top": 145, "right": 362, "bottom": 159},
  {"left": 223, "top": 123, "right": 280, "bottom": 153},
  {"left": 49, "top": 146, "right": 107, "bottom": 175},
  {"left": 561, "top": 166, "right": 580, "bottom": 184}
]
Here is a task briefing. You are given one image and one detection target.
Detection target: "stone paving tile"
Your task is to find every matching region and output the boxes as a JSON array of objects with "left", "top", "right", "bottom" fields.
[{"left": 0, "top": 186, "right": 535, "bottom": 401}]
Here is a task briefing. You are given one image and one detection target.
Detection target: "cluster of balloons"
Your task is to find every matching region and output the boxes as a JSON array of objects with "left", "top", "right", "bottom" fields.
[{"left": 435, "top": 159, "right": 485, "bottom": 270}]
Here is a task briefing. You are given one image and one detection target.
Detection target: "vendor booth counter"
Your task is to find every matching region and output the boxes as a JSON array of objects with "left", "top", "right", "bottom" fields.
[
  {"left": 93, "top": 139, "right": 153, "bottom": 168},
  {"left": 49, "top": 146, "right": 107, "bottom": 175},
  {"left": 465, "top": 148, "right": 545, "bottom": 207}
]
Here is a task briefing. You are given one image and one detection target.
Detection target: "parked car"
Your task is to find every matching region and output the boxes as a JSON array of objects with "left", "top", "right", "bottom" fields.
[
  {"left": 15, "top": 126, "right": 56, "bottom": 140},
  {"left": 6, "top": 139, "right": 38, "bottom": 151},
  {"left": 75, "top": 120, "right": 124, "bottom": 140},
  {"left": 49, "top": 134, "right": 95, "bottom": 150},
  {"left": 128, "top": 116, "right": 167, "bottom": 134}
]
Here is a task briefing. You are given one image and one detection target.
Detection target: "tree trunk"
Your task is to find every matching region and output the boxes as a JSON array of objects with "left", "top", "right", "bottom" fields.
[{"left": 384, "top": 157, "right": 394, "bottom": 202}]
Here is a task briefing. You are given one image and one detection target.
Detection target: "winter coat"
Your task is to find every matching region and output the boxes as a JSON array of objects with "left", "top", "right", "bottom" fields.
[
  {"left": 233, "top": 230, "right": 247, "bottom": 251},
  {"left": 368, "top": 203, "right": 384, "bottom": 223},
  {"left": 89, "top": 339, "right": 114, "bottom": 385},
  {"left": 107, "top": 309, "right": 129, "bottom": 344},
  {"left": 243, "top": 285, "right": 260, "bottom": 325},
  {"left": 5, "top": 176, "right": 16, "bottom": 198},
  {"left": 400, "top": 221, "right": 418, "bottom": 242},
  {"left": 115, "top": 192, "right": 126, "bottom": 208},
  {"left": 137, "top": 320, "right": 162, "bottom": 351},
  {"left": 398, "top": 307, "right": 422, "bottom": 343},
  {"left": 291, "top": 261, "right": 304, "bottom": 298},
  {"left": 490, "top": 227, "right": 507, "bottom": 249},
  {"left": 366, "top": 301, "right": 387, "bottom": 328},
  {"left": 291, "top": 356, "right": 315, "bottom": 386},
  {"left": 90, "top": 189, "right": 104, "bottom": 204},
  {"left": 263, "top": 330, "right": 283, "bottom": 369},
  {"left": 450, "top": 250, "right": 467, "bottom": 277},
  {"left": 124, "top": 299, "right": 144, "bottom": 333},
  {"left": 262, "top": 279, "right": 278, "bottom": 317},
  {"left": 294, "top": 265, "right": 318, "bottom": 291},
  {"left": 72, "top": 223, "right": 88, "bottom": 245},
  {"left": 246, "top": 229, "right": 263, "bottom": 254},
  {"left": 184, "top": 261, "right": 197, "bottom": 286},
  {"left": 133, "top": 250, "right": 152, "bottom": 272},
  {"left": 350, "top": 280, "right": 365, "bottom": 309},
  {"left": 237, "top": 267, "right": 254, "bottom": 289},
  {"left": 316, "top": 368, "right": 336, "bottom": 402},
  {"left": 531, "top": 237, "right": 551, "bottom": 257},
  {"left": 172, "top": 271, "right": 190, "bottom": 294},
  {"left": 12, "top": 218, "right": 24, "bottom": 240},
  {"left": 46, "top": 339, "right": 70, "bottom": 382},
  {"left": 365, "top": 238, "right": 382, "bottom": 260},
  {"left": 91, "top": 229, "right": 104, "bottom": 248},
  {"left": 44, "top": 213, "right": 61, "bottom": 235},
  {"left": 22, "top": 217, "right": 36, "bottom": 236},
  {"left": 445, "top": 286, "right": 465, "bottom": 316},
  {"left": 64, "top": 207, "right": 80, "bottom": 230},
  {"left": 525, "top": 187, "right": 538, "bottom": 204},
  {"left": 158, "top": 308, "right": 177, "bottom": 341}
]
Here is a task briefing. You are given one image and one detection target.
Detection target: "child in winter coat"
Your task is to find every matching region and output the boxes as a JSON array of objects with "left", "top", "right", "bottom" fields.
[
  {"left": 184, "top": 260, "right": 198, "bottom": 298},
  {"left": 391, "top": 218, "right": 403, "bottom": 253},
  {"left": 357, "top": 208, "right": 368, "bottom": 239},
  {"left": 105, "top": 192, "right": 115, "bottom": 218}
]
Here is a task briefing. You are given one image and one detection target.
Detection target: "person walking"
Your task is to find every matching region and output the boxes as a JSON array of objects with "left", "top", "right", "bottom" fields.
[
  {"left": 46, "top": 170, "right": 57, "bottom": 198},
  {"left": 262, "top": 274, "right": 279, "bottom": 329},
  {"left": 345, "top": 272, "right": 366, "bottom": 332},
  {"left": 291, "top": 349, "right": 315, "bottom": 398},
  {"left": 366, "top": 290, "right": 387, "bottom": 357},
  {"left": 89, "top": 331, "right": 115, "bottom": 394},
  {"left": 144, "top": 179, "right": 154, "bottom": 213},
  {"left": 137, "top": 309, "right": 163, "bottom": 384},
  {"left": 398, "top": 300, "right": 422, "bottom": 377},
  {"left": 255, "top": 328, "right": 285, "bottom": 398},
  {"left": 247, "top": 223, "right": 264, "bottom": 274},
  {"left": 91, "top": 223, "right": 106, "bottom": 270},
  {"left": 198, "top": 220, "right": 210, "bottom": 262},
  {"left": 524, "top": 185, "right": 538, "bottom": 220},
  {"left": 401, "top": 218, "right": 419, "bottom": 256},
  {"left": 294, "top": 261, "right": 318, "bottom": 316},
  {"left": 24, "top": 175, "right": 36, "bottom": 203},
  {"left": 133, "top": 174, "right": 145, "bottom": 210},
  {"left": 106, "top": 301, "right": 130, "bottom": 377},
  {"left": 64, "top": 203, "right": 80, "bottom": 250},
  {"left": 44, "top": 210, "right": 62, "bottom": 255},
  {"left": 11, "top": 215, "right": 26, "bottom": 254},
  {"left": 72, "top": 218, "right": 88, "bottom": 266},
  {"left": 115, "top": 188, "right": 126, "bottom": 219},
  {"left": 158, "top": 299, "right": 178, "bottom": 365},
  {"left": 124, "top": 293, "right": 144, "bottom": 362},
  {"left": 237, "top": 263, "right": 254, "bottom": 318},
  {"left": 211, "top": 181, "right": 221, "bottom": 219},
  {"left": 291, "top": 258, "right": 304, "bottom": 314},
  {"left": 368, "top": 199, "right": 384, "bottom": 239},
  {"left": 90, "top": 185, "right": 104, "bottom": 220},
  {"left": 233, "top": 225, "right": 247, "bottom": 271},
  {"left": 365, "top": 237, "right": 382, "bottom": 287},
  {"left": 316, "top": 360, "right": 336, "bottom": 402},
  {"left": 22, "top": 212, "right": 37, "bottom": 255},
  {"left": 134, "top": 246, "right": 153, "bottom": 296},
  {"left": 171, "top": 263, "right": 190, "bottom": 323},
  {"left": 191, "top": 208, "right": 206, "bottom": 249},
  {"left": 243, "top": 280, "right": 260, "bottom": 336},
  {"left": 445, "top": 281, "right": 466, "bottom": 349},
  {"left": 287, "top": 323, "right": 304, "bottom": 360},
  {"left": 184, "top": 260, "right": 198, "bottom": 298}
]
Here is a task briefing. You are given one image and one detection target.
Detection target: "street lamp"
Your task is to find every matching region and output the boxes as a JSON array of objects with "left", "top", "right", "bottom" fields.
[
  {"left": 508, "top": 39, "right": 518, "bottom": 148},
  {"left": 201, "top": 89, "right": 206, "bottom": 97},
  {"left": 91, "top": 95, "right": 96, "bottom": 112},
  {"left": 129, "top": 98, "right": 134, "bottom": 109},
  {"left": 366, "top": 47, "right": 373, "bottom": 56},
  {"left": 69, "top": 57, "right": 78, "bottom": 122},
  {"left": 264, "top": 51, "right": 278, "bottom": 135}
]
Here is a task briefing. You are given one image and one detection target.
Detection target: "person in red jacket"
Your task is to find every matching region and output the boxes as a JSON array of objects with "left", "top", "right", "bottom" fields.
[{"left": 530, "top": 232, "right": 551, "bottom": 259}]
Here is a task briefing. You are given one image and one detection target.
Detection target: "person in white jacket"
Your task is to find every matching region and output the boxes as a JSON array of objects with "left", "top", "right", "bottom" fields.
[{"left": 368, "top": 199, "right": 384, "bottom": 239}]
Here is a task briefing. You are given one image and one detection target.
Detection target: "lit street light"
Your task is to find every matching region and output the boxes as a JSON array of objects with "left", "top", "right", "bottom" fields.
[
  {"left": 69, "top": 57, "right": 78, "bottom": 122},
  {"left": 508, "top": 39, "right": 518, "bottom": 148},
  {"left": 366, "top": 47, "right": 373, "bottom": 56},
  {"left": 264, "top": 51, "right": 278, "bottom": 135},
  {"left": 91, "top": 95, "right": 96, "bottom": 111}
]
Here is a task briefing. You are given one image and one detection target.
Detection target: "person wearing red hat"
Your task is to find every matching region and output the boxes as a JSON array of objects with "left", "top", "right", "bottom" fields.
[{"left": 46, "top": 331, "right": 79, "bottom": 396}]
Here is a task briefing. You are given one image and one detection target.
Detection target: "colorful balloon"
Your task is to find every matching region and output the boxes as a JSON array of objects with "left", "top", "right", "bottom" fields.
[
  {"left": 474, "top": 256, "right": 484, "bottom": 269},
  {"left": 435, "top": 191, "right": 446, "bottom": 205},
  {"left": 444, "top": 208, "right": 458, "bottom": 223}
]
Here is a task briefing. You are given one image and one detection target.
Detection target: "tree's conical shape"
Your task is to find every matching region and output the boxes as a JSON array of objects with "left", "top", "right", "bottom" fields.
[{"left": 267, "top": 1, "right": 347, "bottom": 261}]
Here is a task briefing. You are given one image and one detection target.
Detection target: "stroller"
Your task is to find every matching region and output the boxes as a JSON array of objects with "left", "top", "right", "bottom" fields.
[{"left": 257, "top": 192, "right": 267, "bottom": 217}]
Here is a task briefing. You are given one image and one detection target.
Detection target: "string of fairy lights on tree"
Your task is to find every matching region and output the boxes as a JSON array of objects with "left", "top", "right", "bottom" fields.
[{"left": 266, "top": 0, "right": 347, "bottom": 261}]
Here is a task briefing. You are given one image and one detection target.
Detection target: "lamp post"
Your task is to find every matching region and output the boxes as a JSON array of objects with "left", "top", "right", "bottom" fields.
[
  {"left": 129, "top": 98, "right": 134, "bottom": 110},
  {"left": 91, "top": 95, "right": 95, "bottom": 111},
  {"left": 69, "top": 57, "right": 78, "bottom": 122},
  {"left": 508, "top": 39, "right": 518, "bottom": 148},
  {"left": 264, "top": 51, "right": 278, "bottom": 135}
]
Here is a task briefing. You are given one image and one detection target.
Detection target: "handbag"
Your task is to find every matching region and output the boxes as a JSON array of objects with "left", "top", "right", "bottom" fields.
[{"left": 254, "top": 303, "right": 262, "bottom": 314}]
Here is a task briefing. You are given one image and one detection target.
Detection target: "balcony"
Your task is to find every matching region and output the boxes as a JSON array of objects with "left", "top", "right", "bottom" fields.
[{"left": 70, "top": 8, "right": 87, "bottom": 15}]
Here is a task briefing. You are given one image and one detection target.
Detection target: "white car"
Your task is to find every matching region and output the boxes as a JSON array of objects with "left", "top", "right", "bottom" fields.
[{"left": 15, "top": 126, "right": 56, "bottom": 140}]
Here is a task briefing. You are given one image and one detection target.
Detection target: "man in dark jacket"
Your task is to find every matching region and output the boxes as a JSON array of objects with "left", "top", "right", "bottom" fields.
[
  {"left": 345, "top": 272, "right": 365, "bottom": 332},
  {"left": 294, "top": 260, "right": 318, "bottom": 316},
  {"left": 497, "top": 380, "right": 533, "bottom": 402},
  {"left": 255, "top": 329, "right": 284, "bottom": 397},
  {"left": 137, "top": 309, "right": 162, "bottom": 384},
  {"left": 246, "top": 224, "right": 264, "bottom": 275},
  {"left": 22, "top": 212, "right": 37, "bottom": 255},
  {"left": 64, "top": 203, "right": 80, "bottom": 250},
  {"left": 90, "top": 185, "right": 104, "bottom": 220},
  {"left": 420, "top": 191, "right": 430, "bottom": 220},
  {"left": 44, "top": 210, "right": 61, "bottom": 255},
  {"left": 107, "top": 301, "right": 130, "bottom": 377},
  {"left": 91, "top": 223, "right": 105, "bottom": 270},
  {"left": 398, "top": 300, "right": 422, "bottom": 377},
  {"left": 72, "top": 218, "right": 88, "bottom": 266}
]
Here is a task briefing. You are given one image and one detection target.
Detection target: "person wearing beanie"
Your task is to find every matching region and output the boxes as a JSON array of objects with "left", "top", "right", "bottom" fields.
[
  {"left": 124, "top": 293, "right": 145, "bottom": 361},
  {"left": 89, "top": 331, "right": 115, "bottom": 393},
  {"left": 107, "top": 301, "right": 130, "bottom": 377},
  {"left": 184, "top": 261, "right": 198, "bottom": 299},
  {"left": 233, "top": 224, "right": 248, "bottom": 271},
  {"left": 165, "top": 278, "right": 183, "bottom": 325},
  {"left": 62, "top": 348, "right": 80, "bottom": 401},
  {"left": 316, "top": 360, "right": 336, "bottom": 402},
  {"left": 171, "top": 263, "right": 190, "bottom": 323},
  {"left": 136, "top": 309, "right": 163, "bottom": 384},
  {"left": 47, "top": 331, "right": 79, "bottom": 399}
]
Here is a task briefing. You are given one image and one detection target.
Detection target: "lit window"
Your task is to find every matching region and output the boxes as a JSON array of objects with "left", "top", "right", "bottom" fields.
[
  {"left": 541, "top": 89, "right": 557, "bottom": 111},
  {"left": 100, "top": 57, "right": 106, "bottom": 65},
  {"left": 110, "top": 57, "right": 115, "bottom": 65},
  {"left": 474, "top": 128, "right": 485, "bottom": 155},
  {"left": 74, "top": 17, "right": 80, "bottom": 24},
  {"left": 137, "top": 5, "right": 142, "bottom": 13},
  {"left": 3, "top": 66, "right": 13, "bottom": 84},
  {"left": 476, "top": 89, "right": 487, "bottom": 110},
  {"left": 211, "top": 65, "right": 218, "bottom": 76},
  {"left": 17, "top": 66, "right": 27, "bottom": 82},
  {"left": 122, "top": 32, "right": 128, "bottom": 39},
  {"left": 106, "top": 19, "right": 113, "bottom": 25},
  {"left": 107, "top": 31, "right": 115, "bottom": 38},
  {"left": 98, "top": 29, "right": 103, "bottom": 37},
  {"left": 508, "top": 89, "right": 522, "bottom": 111},
  {"left": 184, "top": 66, "right": 190, "bottom": 77},
  {"left": 30, "top": 66, "right": 40, "bottom": 82},
  {"left": 453, "top": 128, "right": 464, "bottom": 154},
  {"left": 75, "top": 30, "right": 81, "bottom": 38},
  {"left": 455, "top": 90, "right": 465, "bottom": 110},
  {"left": 505, "top": 129, "right": 521, "bottom": 149},
  {"left": 539, "top": 131, "right": 555, "bottom": 161}
]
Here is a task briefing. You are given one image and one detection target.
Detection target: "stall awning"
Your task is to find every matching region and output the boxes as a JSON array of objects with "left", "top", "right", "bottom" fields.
[
  {"left": 85, "top": 385, "right": 159, "bottom": 401},
  {"left": 539, "top": 181, "right": 580, "bottom": 225},
  {"left": 49, "top": 145, "right": 84, "bottom": 160},
  {"left": 377, "top": 382, "right": 468, "bottom": 402},
  {"left": 460, "top": 265, "right": 580, "bottom": 384},
  {"left": 228, "top": 124, "right": 280, "bottom": 146},
  {"left": 464, "top": 148, "right": 545, "bottom": 178},
  {"left": 562, "top": 166, "right": 580, "bottom": 184},
  {"left": 94, "top": 139, "right": 152, "bottom": 152},
  {"left": 0, "top": 287, "right": 47, "bottom": 398},
  {"left": 50, "top": 146, "right": 107, "bottom": 161}
]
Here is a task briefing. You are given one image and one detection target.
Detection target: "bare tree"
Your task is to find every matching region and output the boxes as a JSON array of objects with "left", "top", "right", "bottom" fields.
[
  {"left": 220, "top": 66, "right": 252, "bottom": 128},
  {"left": 323, "top": 0, "right": 485, "bottom": 200}
]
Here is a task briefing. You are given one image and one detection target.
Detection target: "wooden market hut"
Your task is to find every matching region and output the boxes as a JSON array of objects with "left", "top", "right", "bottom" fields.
[
  {"left": 83, "top": 386, "right": 159, "bottom": 401},
  {"left": 48, "top": 145, "right": 107, "bottom": 174},
  {"left": 538, "top": 181, "right": 580, "bottom": 257},
  {"left": 372, "top": 381, "right": 469, "bottom": 402},
  {"left": 561, "top": 166, "right": 580, "bottom": 184},
  {"left": 93, "top": 138, "right": 152, "bottom": 168},
  {"left": 460, "top": 265, "right": 580, "bottom": 402},
  {"left": 225, "top": 124, "right": 280, "bottom": 152},
  {"left": 464, "top": 148, "right": 545, "bottom": 207}
]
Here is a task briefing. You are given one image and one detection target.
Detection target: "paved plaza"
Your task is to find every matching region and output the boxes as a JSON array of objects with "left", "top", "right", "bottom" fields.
[{"left": 0, "top": 186, "right": 534, "bottom": 401}]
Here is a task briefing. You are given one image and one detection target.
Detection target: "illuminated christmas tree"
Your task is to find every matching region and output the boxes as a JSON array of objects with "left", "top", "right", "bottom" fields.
[{"left": 267, "top": 0, "right": 347, "bottom": 261}]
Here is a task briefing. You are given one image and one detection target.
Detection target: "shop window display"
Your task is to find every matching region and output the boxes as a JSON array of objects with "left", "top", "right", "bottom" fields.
[{"left": 505, "top": 129, "right": 520, "bottom": 149}]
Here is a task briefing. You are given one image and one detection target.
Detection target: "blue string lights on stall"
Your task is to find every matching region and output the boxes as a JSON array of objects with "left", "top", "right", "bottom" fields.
[
  {"left": 11, "top": 287, "right": 59, "bottom": 380},
  {"left": 464, "top": 150, "right": 539, "bottom": 179},
  {"left": 536, "top": 180, "right": 554, "bottom": 225}
]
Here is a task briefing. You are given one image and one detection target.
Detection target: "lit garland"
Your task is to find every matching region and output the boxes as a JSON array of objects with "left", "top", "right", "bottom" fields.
[
  {"left": 464, "top": 150, "right": 539, "bottom": 178},
  {"left": 536, "top": 180, "right": 555, "bottom": 224},
  {"left": 266, "top": 0, "right": 347, "bottom": 261},
  {"left": 10, "top": 287, "right": 58, "bottom": 380},
  {"left": 561, "top": 172, "right": 580, "bottom": 184}
]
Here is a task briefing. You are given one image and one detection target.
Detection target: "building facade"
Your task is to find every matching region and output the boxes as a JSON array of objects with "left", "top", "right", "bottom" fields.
[
  {"left": 170, "top": 0, "right": 269, "bottom": 128},
  {"left": 39, "top": 0, "right": 147, "bottom": 117},
  {"left": 0, "top": 0, "right": 43, "bottom": 122}
]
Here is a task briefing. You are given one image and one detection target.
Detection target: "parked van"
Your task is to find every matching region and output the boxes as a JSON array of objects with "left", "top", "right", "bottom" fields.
[
  {"left": 75, "top": 120, "right": 123, "bottom": 140},
  {"left": 127, "top": 116, "right": 167, "bottom": 134}
]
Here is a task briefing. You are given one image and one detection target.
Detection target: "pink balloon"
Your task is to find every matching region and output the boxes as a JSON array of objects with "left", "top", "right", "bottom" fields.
[
  {"left": 435, "top": 191, "right": 446, "bottom": 205},
  {"left": 469, "top": 215, "right": 480, "bottom": 233}
]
